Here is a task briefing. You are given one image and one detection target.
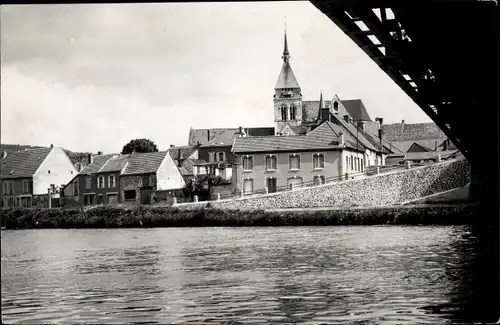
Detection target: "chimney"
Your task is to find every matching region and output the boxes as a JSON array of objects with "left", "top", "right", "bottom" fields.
[
  {"left": 338, "top": 132, "right": 345, "bottom": 146},
  {"left": 170, "top": 144, "right": 175, "bottom": 148},
  {"left": 343, "top": 115, "right": 350, "bottom": 122},
  {"left": 207, "top": 129, "right": 211, "bottom": 141},
  {"left": 2, "top": 151, "right": 7, "bottom": 159},
  {"left": 357, "top": 121, "right": 365, "bottom": 132},
  {"left": 238, "top": 126, "right": 243, "bottom": 137},
  {"left": 88, "top": 153, "right": 93, "bottom": 165},
  {"left": 97, "top": 151, "right": 103, "bottom": 155},
  {"left": 50, "top": 144, "right": 54, "bottom": 148}
]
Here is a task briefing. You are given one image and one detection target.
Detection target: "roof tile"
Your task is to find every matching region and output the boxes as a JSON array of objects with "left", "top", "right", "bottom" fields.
[{"left": 1, "top": 147, "right": 52, "bottom": 179}]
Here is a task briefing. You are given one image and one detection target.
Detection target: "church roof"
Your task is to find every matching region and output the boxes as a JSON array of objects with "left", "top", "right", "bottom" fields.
[
  {"left": 341, "top": 99, "right": 372, "bottom": 122},
  {"left": 275, "top": 61, "right": 300, "bottom": 89}
]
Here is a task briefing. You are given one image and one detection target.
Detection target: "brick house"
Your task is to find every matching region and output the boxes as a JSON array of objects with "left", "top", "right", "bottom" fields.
[
  {"left": 1, "top": 146, "right": 78, "bottom": 208},
  {"left": 63, "top": 150, "right": 185, "bottom": 206}
]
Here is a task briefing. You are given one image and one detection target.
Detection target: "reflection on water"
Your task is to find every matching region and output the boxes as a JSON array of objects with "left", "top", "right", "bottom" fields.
[{"left": 0, "top": 226, "right": 490, "bottom": 324}]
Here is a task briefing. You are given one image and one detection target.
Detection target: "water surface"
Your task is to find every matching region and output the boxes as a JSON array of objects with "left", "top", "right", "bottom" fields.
[{"left": 1, "top": 226, "right": 476, "bottom": 324}]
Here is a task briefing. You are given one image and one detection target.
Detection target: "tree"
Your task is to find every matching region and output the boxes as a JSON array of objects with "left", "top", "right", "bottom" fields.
[{"left": 121, "top": 138, "right": 159, "bottom": 154}]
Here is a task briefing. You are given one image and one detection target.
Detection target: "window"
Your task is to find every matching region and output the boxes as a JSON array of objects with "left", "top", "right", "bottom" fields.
[
  {"left": 242, "top": 156, "right": 253, "bottom": 171},
  {"left": 313, "top": 154, "right": 325, "bottom": 169},
  {"left": 108, "top": 175, "right": 116, "bottom": 188},
  {"left": 85, "top": 176, "right": 92, "bottom": 189},
  {"left": 358, "top": 158, "right": 361, "bottom": 172},
  {"left": 3, "top": 181, "right": 13, "bottom": 195},
  {"left": 281, "top": 105, "right": 287, "bottom": 121},
  {"left": 124, "top": 190, "right": 136, "bottom": 201},
  {"left": 346, "top": 156, "right": 349, "bottom": 170},
  {"left": 313, "top": 175, "right": 325, "bottom": 186},
  {"left": 266, "top": 155, "right": 277, "bottom": 171},
  {"left": 97, "top": 176, "right": 105, "bottom": 189},
  {"left": 97, "top": 194, "right": 103, "bottom": 205},
  {"left": 361, "top": 159, "right": 364, "bottom": 172},
  {"left": 243, "top": 178, "right": 254, "bottom": 195},
  {"left": 289, "top": 104, "right": 296, "bottom": 120},
  {"left": 289, "top": 154, "right": 301, "bottom": 170},
  {"left": 84, "top": 194, "right": 95, "bottom": 206},
  {"left": 350, "top": 156, "right": 353, "bottom": 170},
  {"left": 333, "top": 101, "right": 339, "bottom": 110},
  {"left": 208, "top": 152, "right": 215, "bottom": 162},
  {"left": 73, "top": 180, "right": 79, "bottom": 196},
  {"left": 217, "top": 152, "right": 225, "bottom": 162},
  {"left": 149, "top": 175, "right": 156, "bottom": 187},
  {"left": 22, "top": 180, "right": 29, "bottom": 193}
]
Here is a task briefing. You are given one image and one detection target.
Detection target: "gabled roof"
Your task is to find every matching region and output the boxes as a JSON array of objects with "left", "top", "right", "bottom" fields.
[
  {"left": 341, "top": 99, "right": 372, "bottom": 122},
  {"left": 407, "top": 141, "right": 434, "bottom": 152},
  {"left": 188, "top": 127, "right": 275, "bottom": 146},
  {"left": 1, "top": 147, "right": 52, "bottom": 179},
  {"left": 381, "top": 122, "right": 447, "bottom": 141},
  {"left": 79, "top": 154, "right": 116, "bottom": 175},
  {"left": 122, "top": 151, "right": 169, "bottom": 176},
  {"left": 275, "top": 61, "right": 300, "bottom": 90},
  {"left": 404, "top": 150, "right": 460, "bottom": 161},
  {"left": 359, "top": 129, "right": 405, "bottom": 154},
  {"left": 330, "top": 114, "right": 380, "bottom": 152},
  {"left": 389, "top": 138, "right": 449, "bottom": 153},
  {"left": 232, "top": 121, "right": 362, "bottom": 154},
  {"left": 169, "top": 146, "right": 198, "bottom": 160},
  {"left": 97, "top": 155, "right": 129, "bottom": 173}
]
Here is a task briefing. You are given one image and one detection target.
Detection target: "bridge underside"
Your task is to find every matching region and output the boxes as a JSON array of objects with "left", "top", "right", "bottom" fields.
[{"left": 309, "top": 0, "right": 499, "bottom": 321}]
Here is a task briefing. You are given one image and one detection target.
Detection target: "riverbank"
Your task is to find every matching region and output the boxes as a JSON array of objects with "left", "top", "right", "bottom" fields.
[{"left": 0, "top": 204, "right": 479, "bottom": 229}]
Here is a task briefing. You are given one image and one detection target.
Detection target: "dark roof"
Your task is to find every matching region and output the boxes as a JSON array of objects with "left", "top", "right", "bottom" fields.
[
  {"left": 407, "top": 141, "right": 434, "bottom": 152},
  {"left": 187, "top": 158, "right": 207, "bottom": 165},
  {"left": 329, "top": 114, "right": 380, "bottom": 152},
  {"left": 169, "top": 146, "right": 198, "bottom": 160},
  {"left": 97, "top": 155, "right": 129, "bottom": 173},
  {"left": 341, "top": 99, "right": 372, "bottom": 122},
  {"left": 232, "top": 121, "right": 360, "bottom": 153},
  {"left": 122, "top": 151, "right": 169, "bottom": 175},
  {"left": 389, "top": 138, "right": 450, "bottom": 153},
  {"left": 188, "top": 127, "right": 274, "bottom": 146},
  {"left": 275, "top": 61, "right": 300, "bottom": 89},
  {"left": 79, "top": 154, "right": 116, "bottom": 175},
  {"left": 359, "top": 129, "right": 405, "bottom": 154},
  {"left": 1, "top": 147, "right": 52, "bottom": 179},
  {"left": 178, "top": 167, "right": 193, "bottom": 176},
  {"left": 381, "top": 122, "right": 447, "bottom": 141},
  {"left": 404, "top": 150, "right": 460, "bottom": 161}
]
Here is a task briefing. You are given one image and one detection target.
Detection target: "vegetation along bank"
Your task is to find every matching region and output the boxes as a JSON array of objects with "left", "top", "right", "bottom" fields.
[{"left": 0, "top": 204, "right": 479, "bottom": 229}]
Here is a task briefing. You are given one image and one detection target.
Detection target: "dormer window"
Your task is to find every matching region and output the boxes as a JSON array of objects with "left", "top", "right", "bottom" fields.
[{"left": 333, "top": 101, "right": 339, "bottom": 111}]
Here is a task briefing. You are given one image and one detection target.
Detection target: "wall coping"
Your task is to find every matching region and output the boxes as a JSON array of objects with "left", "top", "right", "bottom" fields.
[{"left": 175, "top": 158, "right": 468, "bottom": 208}]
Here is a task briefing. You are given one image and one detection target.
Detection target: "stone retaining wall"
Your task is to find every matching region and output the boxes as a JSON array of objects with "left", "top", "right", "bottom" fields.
[{"left": 176, "top": 159, "right": 470, "bottom": 210}]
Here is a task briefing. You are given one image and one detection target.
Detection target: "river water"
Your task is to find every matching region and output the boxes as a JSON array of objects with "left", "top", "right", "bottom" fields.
[{"left": 0, "top": 226, "right": 481, "bottom": 324}]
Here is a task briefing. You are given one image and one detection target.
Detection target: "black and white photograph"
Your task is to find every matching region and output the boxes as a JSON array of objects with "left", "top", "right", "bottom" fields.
[{"left": 1, "top": 0, "right": 499, "bottom": 323}]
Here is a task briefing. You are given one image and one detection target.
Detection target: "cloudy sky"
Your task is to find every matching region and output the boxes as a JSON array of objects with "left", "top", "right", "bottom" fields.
[{"left": 1, "top": 2, "right": 430, "bottom": 153}]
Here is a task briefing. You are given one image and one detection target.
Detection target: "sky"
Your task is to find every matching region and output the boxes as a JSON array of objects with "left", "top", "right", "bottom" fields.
[{"left": 0, "top": 2, "right": 430, "bottom": 153}]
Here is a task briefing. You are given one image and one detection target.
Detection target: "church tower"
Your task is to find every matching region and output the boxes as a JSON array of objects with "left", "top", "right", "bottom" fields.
[{"left": 273, "top": 28, "right": 303, "bottom": 135}]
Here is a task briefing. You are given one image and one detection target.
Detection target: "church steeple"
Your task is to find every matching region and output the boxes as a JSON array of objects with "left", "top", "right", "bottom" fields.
[
  {"left": 274, "top": 25, "right": 300, "bottom": 91},
  {"left": 282, "top": 25, "right": 290, "bottom": 63}
]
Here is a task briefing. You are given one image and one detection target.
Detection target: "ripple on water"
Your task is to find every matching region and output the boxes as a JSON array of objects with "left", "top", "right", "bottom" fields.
[{"left": 1, "top": 226, "right": 475, "bottom": 324}]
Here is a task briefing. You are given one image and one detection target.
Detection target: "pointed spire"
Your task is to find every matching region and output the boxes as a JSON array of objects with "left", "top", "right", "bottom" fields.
[
  {"left": 282, "top": 18, "right": 290, "bottom": 63},
  {"left": 319, "top": 90, "right": 326, "bottom": 109}
]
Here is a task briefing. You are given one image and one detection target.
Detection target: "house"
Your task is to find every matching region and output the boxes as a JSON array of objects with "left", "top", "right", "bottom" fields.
[
  {"left": 188, "top": 127, "right": 275, "bottom": 181},
  {"left": 231, "top": 120, "right": 368, "bottom": 195},
  {"left": 381, "top": 120, "right": 457, "bottom": 153},
  {"left": 168, "top": 145, "right": 199, "bottom": 183},
  {"left": 1, "top": 146, "right": 78, "bottom": 208},
  {"left": 386, "top": 149, "right": 463, "bottom": 165},
  {"left": 63, "top": 150, "right": 185, "bottom": 206}
]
